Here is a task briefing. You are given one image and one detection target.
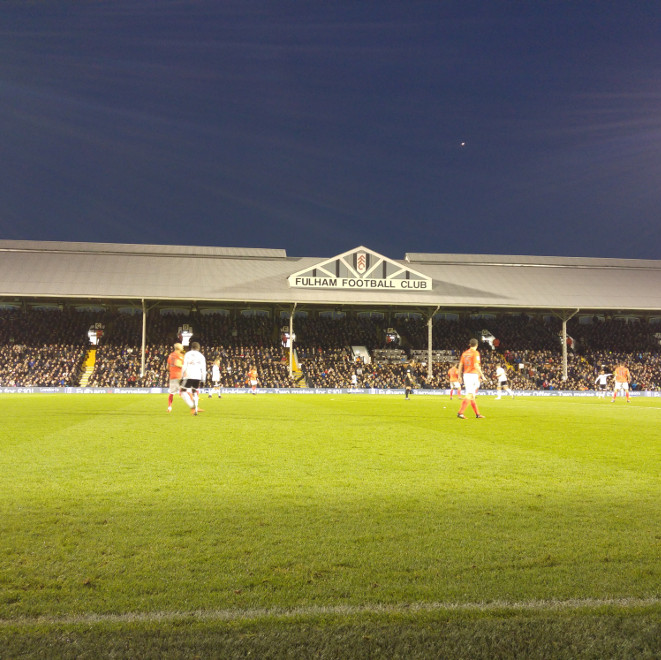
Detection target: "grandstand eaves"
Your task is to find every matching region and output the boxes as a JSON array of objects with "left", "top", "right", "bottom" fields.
[{"left": 1, "top": 240, "right": 660, "bottom": 314}]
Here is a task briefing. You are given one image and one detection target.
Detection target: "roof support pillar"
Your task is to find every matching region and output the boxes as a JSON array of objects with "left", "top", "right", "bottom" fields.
[
  {"left": 140, "top": 298, "right": 147, "bottom": 378},
  {"left": 289, "top": 303, "right": 297, "bottom": 378},
  {"left": 427, "top": 306, "right": 440, "bottom": 380},
  {"left": 554, "top": 309, "right": 579, "bottom": 381}
]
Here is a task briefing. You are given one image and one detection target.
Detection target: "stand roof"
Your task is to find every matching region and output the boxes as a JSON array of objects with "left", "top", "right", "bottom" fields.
[{"left": 1, "top": 240, "right": 660, "bottom": 313}]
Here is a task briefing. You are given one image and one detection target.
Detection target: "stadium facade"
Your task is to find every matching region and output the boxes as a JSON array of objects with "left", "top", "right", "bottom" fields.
[
  {"left": 1, "top": 240, "right": 660, "bottom": 313},
  {"left": 2, "top": 240, "right": 660, "bottom": 390}
]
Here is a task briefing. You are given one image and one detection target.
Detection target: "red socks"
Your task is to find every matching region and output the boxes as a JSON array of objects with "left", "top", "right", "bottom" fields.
[{"left": 459, "top": 399, "right": 480, "bottom": 416}]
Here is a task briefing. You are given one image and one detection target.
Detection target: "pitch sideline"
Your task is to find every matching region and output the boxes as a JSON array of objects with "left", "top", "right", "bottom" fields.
[{"left": 2, "top": 597, "right": 659, "bottom": 628}]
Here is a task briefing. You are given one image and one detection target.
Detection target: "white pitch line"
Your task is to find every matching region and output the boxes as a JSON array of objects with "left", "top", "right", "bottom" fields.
[{"left": 2, "top": 597, "right": 659, "bottom": 628}]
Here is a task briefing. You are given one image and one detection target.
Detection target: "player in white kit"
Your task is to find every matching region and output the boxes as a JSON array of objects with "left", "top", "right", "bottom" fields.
[
  {"left": 495, "top": 365, "right": 514, "bottom": 399},
  {"left": 180, "top": 342, "right": 206, "bottom": 415},
  {"left": 209, "top": 358, "right": 222, "bottom": 399}
]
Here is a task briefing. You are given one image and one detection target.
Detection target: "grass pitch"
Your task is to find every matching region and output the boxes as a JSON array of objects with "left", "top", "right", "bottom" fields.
[{"left": 1, "top": 393, "right": 659, "bottom": 658}]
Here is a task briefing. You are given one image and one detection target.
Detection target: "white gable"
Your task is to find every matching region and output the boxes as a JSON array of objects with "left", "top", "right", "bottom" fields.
[{"left": 288, "top": 246, "right": 431, "bottom": 291}]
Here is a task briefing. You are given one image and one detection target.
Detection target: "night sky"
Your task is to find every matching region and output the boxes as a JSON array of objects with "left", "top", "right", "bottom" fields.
[{"left": 1, "top": 1, "right": 660, "bottom": 259}]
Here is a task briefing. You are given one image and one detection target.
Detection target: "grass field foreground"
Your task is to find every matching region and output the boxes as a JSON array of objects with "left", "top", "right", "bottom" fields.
[{"left": 1, "top": 394, "right": 659, "bottom": 657}]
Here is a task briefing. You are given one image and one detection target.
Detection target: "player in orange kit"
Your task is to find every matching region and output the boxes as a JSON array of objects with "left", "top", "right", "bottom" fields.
[
  {"left": 447, "top": 363, "right": 461, "bottom": 400},
  {"left": 611, "top": 363, "right": 631, "bottom": 403},
  {"left": 247, "top": 366, "right": 258, "bottom": 394},
  {"left": 457, "top": 338, "right": 487, "bottom": 419},
  {"left": 166, "top": 342, "right": 185, "bottom": 412}
]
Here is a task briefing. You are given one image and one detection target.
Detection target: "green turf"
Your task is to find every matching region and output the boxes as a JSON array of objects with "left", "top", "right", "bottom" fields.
[{"left": 1, "top": 394, "right": 659, "bottom": 657}]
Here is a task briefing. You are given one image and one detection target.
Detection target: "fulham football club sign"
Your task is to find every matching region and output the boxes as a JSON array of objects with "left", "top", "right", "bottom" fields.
[{"left": 288, "top": 246, "right": 431, "bottom": 291}]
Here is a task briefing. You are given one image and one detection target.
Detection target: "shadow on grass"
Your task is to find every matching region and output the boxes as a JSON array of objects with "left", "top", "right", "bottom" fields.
[{"left": 1, "top": 610, "right": 659, "bottom": 659}]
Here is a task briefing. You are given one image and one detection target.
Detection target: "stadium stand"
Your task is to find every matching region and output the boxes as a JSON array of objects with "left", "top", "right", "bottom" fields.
[
  {"left": 0, "top": 308, "right": 92, "bottom": 387},
  {"left": 1, "top": 307, "right": 660, "bottom": 391},
  {"left": 1, "top": 241, "right": 660, "bottom": 392}
]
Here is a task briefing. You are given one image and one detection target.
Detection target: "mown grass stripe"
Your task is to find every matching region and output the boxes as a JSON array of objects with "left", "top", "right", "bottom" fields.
[{"left": 2, "top": 598, "right": 659, "bottom": 628}]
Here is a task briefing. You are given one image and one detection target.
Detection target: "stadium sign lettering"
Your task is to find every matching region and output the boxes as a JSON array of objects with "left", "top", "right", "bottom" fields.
[
  {"left": 295, "top": 277, "right": 338, "bottom": 287},
  {"left": 292, "top": 276, "right": 428, "bottom": 290},
  {"left": 288, "top": 247, "right": 432, "bottom": 292}
]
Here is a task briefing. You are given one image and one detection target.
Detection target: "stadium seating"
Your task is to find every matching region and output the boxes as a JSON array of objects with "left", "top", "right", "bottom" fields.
[{"left": 1, "top": 307, "right": 660, "bottom": 391}]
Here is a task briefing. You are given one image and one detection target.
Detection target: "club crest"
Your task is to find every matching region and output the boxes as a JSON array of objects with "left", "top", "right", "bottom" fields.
[{"left": 356, "top": 251, "right": 367, "bottom": 274}]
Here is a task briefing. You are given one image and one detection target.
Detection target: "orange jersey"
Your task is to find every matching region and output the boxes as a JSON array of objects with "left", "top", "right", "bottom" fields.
[
  {"left": 249, "top": 369, "right": 257, "bottom": 380},
  {"left": 460, "top": 348, "right": 481, "bottom": 375},
  {"left": 167, "top": 351, "right": 184, "bottom": 379},
  {"left": 448, "top": 366, "right": 459, "bottom": 382},
  {"left": 614, "top": 366, "right": 630, "bottom": 383}
]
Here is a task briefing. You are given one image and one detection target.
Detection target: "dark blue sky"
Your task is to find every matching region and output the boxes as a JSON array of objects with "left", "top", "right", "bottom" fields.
[{"left": 1, "top": 1, "right": 660, "bottom": 259}]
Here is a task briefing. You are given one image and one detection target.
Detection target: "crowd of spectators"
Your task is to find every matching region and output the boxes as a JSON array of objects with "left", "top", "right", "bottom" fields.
[
  {"left": 83, "top": 312, "right": 295, "bottom": 388},
  {"left": 1, "top": 307, "right": 660, "bottom": 391},
  {"left": 205, "top": 345, "right": 294, "bottom": 389},
  {"left": 294, "top": 316, "right": 383, "bottom": 352},
  {"left": 568, "top": 317, "right": 659, "bottom": 352},
  {"left": 0, "top": 343, "right": 85, "bottom": 387},
  {"left": 0, "top": 308, "right": 92, "bottom": 387},
  {"left": 297, "top": 314, "right": 661, "bottom": 391}
]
